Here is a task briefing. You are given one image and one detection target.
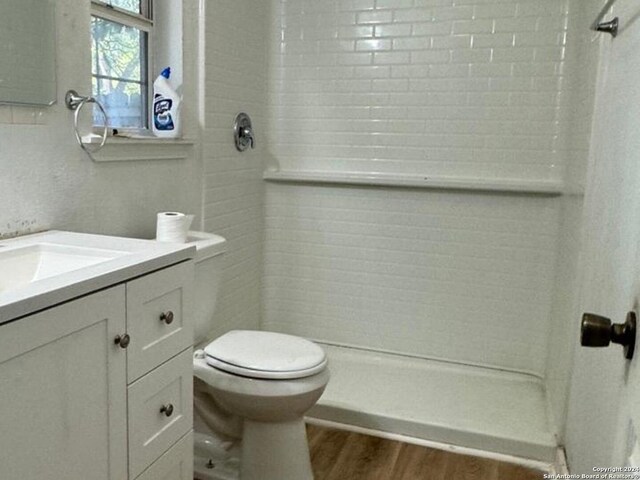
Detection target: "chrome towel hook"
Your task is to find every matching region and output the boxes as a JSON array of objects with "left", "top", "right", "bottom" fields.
[{"left": 65, "top": 89, "right": 108, "bottom": 161}]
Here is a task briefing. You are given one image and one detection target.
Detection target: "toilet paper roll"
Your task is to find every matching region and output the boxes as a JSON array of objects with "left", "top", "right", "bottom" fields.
[{"left": 156, "top": 212, "right": 194, "bottom": 243}]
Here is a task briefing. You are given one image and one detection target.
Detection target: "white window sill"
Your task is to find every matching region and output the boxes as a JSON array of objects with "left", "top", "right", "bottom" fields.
[{"left": 81, "top": 134, "right": 195, "bottom": 162}]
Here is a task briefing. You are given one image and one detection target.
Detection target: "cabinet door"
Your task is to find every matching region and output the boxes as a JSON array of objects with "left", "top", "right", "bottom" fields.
[{"left": 0, "top": 287, "right": 128, "bottom": 480}]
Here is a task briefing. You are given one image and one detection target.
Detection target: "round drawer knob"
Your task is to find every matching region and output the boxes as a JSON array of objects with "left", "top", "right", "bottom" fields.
[
  {"left": 114, "top": 334, "right": 130, "bottom": 349},
  {"left": 160, "top": 311, "right": 174, "bottom": 325},
  {"left": 160, "top": 404, "right": 174, "bottom": 417}
]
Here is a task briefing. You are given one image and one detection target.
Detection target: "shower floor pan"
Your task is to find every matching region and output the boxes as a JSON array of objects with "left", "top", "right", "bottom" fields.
[{"left": 308, "top": 344, "right": 557, "bottom": 462}]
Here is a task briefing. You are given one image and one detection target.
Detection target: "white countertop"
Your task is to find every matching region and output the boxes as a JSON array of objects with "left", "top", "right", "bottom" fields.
[{"left": 0, "top": 231, "right": 195, "bottom": 324}]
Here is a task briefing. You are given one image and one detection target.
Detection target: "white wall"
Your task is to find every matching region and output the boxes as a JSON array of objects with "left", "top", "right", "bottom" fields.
[
  {"left": 266, "top": 0, "right": 568, "bottom": 181},
  {"left": 262, "top": 0, "right": 573, "bottom": 375},
  {"left": 200, "top": 0, "right": 269, "bottom": 338},
  {"left": 0, "top": 0, "right": 200, "bottom": 240}
]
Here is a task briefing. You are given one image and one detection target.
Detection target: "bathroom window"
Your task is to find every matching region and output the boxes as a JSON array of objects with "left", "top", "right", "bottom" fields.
[{"left": 91, "top": 0, "right": 152, "bottom": 130}]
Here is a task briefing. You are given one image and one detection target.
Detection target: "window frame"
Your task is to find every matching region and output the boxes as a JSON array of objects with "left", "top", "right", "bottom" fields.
[{"left": 90, "top": 0, "right": 154, "bottom": 133}]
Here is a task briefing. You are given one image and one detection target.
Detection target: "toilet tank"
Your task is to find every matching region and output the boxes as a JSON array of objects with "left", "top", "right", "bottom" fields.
[{"left": 186, "top": 231, "right": 227, "bottom": 344}]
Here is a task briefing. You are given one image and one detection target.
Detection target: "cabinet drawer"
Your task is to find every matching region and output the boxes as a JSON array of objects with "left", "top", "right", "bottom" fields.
[
  {"left": 127, "top": 261, "right": 194, "bottom": 382},
  {"left": 128, "top": 349, "right": 194, "bottom": 479},
  {"left": 135, "top": 431, "right": 193, "bottom": 480}
]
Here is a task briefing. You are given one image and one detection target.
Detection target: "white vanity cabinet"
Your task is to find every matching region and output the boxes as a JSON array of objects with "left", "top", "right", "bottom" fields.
[{"left": 0, "top": 261, "right": 195, "bottom": 480}]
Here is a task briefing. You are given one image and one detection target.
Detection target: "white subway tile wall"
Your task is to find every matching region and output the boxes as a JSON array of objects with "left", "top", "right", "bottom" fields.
[
  {"left": 202, "top": 0, "right": 268, "bottom": 338},
  {"left": 266, "top": 0, "right": 569, "bottom": 181},
  {"left": 264, "top": 185, "right": 560, "bottom": 374},
  {"left": 263, "top": 0, "right": 575, "bottom": 374}
]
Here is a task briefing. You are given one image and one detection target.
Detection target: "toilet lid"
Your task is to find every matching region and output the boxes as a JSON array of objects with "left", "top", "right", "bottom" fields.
[{"left": 204, "top": 330, "right": 327, "bottom": 380}]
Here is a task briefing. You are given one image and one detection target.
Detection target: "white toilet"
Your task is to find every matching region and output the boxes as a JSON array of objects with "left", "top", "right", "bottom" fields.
[{"left": 187, "top": 231, "right": 330, "bottom": 480}]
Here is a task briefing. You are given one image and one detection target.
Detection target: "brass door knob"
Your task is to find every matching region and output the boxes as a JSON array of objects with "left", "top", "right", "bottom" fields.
[
  {"left": 160, "top": 311, "right": 174, "bottom": 325},
  {"left": 581, "top": 311, "right": 636, "bottom": 360},
  {"left": 114, "top": 334, "right": 130, "bottom": 349}
]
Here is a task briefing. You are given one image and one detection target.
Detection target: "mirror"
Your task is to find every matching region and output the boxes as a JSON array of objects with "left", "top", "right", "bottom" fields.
[{"left": 0, "top": 0, "right": 56, "bottom": 106}]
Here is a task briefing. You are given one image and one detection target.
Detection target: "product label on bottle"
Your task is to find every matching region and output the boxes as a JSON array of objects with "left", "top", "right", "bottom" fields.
[{"left": 154, "top": 95, "right": 175, "bottom": 131}]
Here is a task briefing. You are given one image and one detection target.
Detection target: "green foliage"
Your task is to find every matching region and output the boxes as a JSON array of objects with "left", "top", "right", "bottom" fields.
[
  {"left": 90, "top": 3, "right": 148, "bottom": 128},
  {"left": 109, "top": 0, "right": 141, "bottom": 14},
  {"left": 91, "top": 16, "right": 143, "bottom": 85}
]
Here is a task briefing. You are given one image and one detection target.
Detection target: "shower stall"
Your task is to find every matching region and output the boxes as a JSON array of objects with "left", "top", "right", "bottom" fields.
[{"left": 201, "top": 0, "right": 603, "bottom": 466}]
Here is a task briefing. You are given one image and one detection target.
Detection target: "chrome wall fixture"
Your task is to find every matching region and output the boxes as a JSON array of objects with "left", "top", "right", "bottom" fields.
[
  {"left": 65, "top": 89, "right": 108, "bottom": 161},
  {"left": 592, "top": 0, "right": 619, "bottom": 37},
  {"left": 233, "top": 112, "right": 255, "bottom": 152}
]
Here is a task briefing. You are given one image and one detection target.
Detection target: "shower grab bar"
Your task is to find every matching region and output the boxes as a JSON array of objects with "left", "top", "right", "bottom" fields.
[{"left": 592, "top": 0, "right": 619, "bottom": 37}]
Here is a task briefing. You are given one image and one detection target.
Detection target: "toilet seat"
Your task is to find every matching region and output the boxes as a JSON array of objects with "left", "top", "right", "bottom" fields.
[{"left": 204, "top": 330, "right": 327, "bottom": 380}]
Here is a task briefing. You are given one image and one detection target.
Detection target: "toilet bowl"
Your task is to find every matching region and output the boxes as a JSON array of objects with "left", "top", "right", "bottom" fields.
[
  {"left": 194, "top": 331, "right": 329, "bottom": 480},
  {"left": 186, "top": 232, "right": 330, "bottom": 480}
]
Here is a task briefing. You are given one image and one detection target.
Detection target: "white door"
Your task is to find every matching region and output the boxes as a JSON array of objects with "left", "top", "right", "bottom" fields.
[
  {"left": 0, "top": 287, "right": 128, "bottom": 480},
  {"left": 565, "top": 10, "right": 640, "bottom": 473}
]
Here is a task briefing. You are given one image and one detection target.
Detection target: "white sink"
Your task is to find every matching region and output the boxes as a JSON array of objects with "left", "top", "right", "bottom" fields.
[
  {"left": 0, "top": 231, "right": 195, "bottom": 324},
  {"left": 0, "top": 244, "right": 125, "bottom": 293}
]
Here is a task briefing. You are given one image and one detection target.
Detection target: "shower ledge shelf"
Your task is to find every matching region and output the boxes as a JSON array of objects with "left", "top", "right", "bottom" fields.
[{"left": 263, "top": 170, "right": 564, "bottom": 195}]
